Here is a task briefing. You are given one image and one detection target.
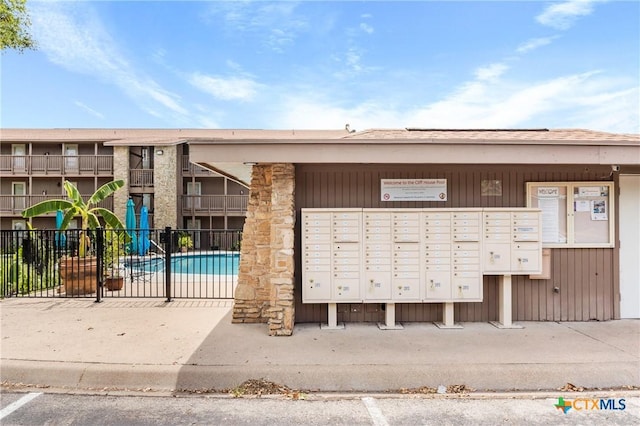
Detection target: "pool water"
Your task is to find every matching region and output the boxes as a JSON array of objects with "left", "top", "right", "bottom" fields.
[{"left": 138, "top": 253, "right": 240, "bottom": 275}]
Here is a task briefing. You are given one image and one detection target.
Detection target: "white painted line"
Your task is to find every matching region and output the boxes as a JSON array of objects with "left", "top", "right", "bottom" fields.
[
  {"left": 0, "top": 392, "right": 43, "bottom": 420},
  {"left": 362, "top": 396, "right": 389, "bottom": 426}
]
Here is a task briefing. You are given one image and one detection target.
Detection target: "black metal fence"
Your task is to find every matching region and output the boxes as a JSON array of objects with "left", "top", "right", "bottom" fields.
[{"left": 0, "top": 228, "right": 241, "bottom": 301}]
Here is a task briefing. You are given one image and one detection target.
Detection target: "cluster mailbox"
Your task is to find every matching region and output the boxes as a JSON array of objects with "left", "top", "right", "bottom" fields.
[{"left": 302, "top": 208, "right": 542, "bottom": 304}]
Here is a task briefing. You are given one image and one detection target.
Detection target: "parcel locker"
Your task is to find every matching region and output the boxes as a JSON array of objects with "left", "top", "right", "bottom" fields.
[
  {"left": 512, "top": 242, "right": 541, "bottom": 272},
  {"left": 483, "top": 243, "right": 511, "bottom": 272},
  {"left": 333, "top": 279, "right": 361, "bottom": 301},
  {"left": 393, "top": 279, "right": 421, "bottom": 301},
  {"left": 425, "top": 270, "right": 451, "bottom": 300},
  {"left": 364, "top": 274, "right": 392, "bottom": 300},
  {"left": 303, "top": 272, "right": 332, "bottom": 301},
  {"left": 453, "top": 278, "right": 481, "bottom": 300}
]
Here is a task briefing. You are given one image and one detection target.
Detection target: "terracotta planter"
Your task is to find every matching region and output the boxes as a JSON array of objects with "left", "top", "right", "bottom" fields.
[
  {"left": 58, "top": 256, "right": 98, "bottom": 295},
  {"left": 105, "top": 276, "right": 124, "bottom": 291}
]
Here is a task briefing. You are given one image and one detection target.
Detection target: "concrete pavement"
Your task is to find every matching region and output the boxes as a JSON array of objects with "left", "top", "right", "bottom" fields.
[{"left": 1, "top": 297, "right": 638, "bottom": 393}]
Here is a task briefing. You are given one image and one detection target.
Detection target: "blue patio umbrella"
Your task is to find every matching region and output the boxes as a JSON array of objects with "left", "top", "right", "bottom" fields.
[
  {"left": 55, "top": 209, "right": 66, "bottom": 249},
  {"left": 125, "top": 198, "right": 138, "bottom": 254},
  {"left": 138, "top": 206, "right": 150, "bottom": 256}
]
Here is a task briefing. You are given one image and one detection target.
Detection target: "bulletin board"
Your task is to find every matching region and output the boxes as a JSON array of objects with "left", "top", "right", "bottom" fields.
[
  {"left": 572, "top": 185, "right": 611, "bottom": 245},
  {"left": 527, "top": 182, "right": 614, "bottom": 248}
]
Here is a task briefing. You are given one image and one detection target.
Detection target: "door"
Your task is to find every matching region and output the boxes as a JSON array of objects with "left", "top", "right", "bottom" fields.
[
  {"left": 11, "top": 144, "right": 26, "bottom": 172},
  {"left": 619, "top": 175, "right": 640, "bottom": 318},
  {"left": 64, "top": 144, "right": 78, "bottom": 172},
  {"left": 186, "top": 182, "right": 201, "bottom": 209},
  {"left": 12, "top": 182, "right": 26, "bottom": 211},
  {"left": 142, "top": 147, "right": 150, "bottom": 169}
]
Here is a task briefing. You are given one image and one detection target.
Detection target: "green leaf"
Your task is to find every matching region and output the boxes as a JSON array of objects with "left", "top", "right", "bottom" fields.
[
  {"left": 88, "top": 180, "right": 124, "bottom": 205},
  {"left": 64, "top": 180, "right": 86, "bottom": 209},
  {"left": 22, "top": 200, "right": 73, "bottom": 219},
  {"left": 93, "top": 207, "right": 126, "bottom": 231},
  {"left": 61, "top": 209, "right": 76, "bottom": 230}
]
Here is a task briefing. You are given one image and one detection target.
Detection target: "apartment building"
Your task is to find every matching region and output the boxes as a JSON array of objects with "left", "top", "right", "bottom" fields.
[{"left": 0, "top": 129, "right": 248, "bottom": 249}]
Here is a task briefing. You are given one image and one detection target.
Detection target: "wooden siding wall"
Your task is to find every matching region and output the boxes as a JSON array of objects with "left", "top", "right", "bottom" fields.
[{"left": 294, "top": 164, "right": 618, "bottom": 323}]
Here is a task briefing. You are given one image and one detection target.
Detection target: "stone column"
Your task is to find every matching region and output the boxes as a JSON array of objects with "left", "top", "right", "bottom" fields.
[
  {"left": 112, "top": 146, "right": 129, "bottom": 223},
  {"left": 153, "top": 145, "right": 178, "bottom": 229},
  {"left": 233, "top": 164, "right": 273, "bottom": 324},
  {"left": 267, "top": 163, "right": 296, "bottom": 336},
  {"left": 233, "top": 163, "right": 296, "bottom": 336}
]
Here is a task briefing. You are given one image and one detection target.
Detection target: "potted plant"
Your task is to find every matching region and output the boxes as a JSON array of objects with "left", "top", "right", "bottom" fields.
[
  {"left": 22, "top": 180, "right": 129, "bottom": 295},
  {"left": 103, "top": 226, "right": 126, "bottom": 291},
  {"left": 177, "top": 234, "right": 193, "bottom": 253}
]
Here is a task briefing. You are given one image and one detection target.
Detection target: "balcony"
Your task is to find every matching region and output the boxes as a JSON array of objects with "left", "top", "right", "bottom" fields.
[
  {"left": 0, "top": 155, "right": 113, "bottom": 175},
  {"left": 182, "top": 195, "right": 248, "bottom": 216},
  {"left": 0, "top": 195, "right": 114, "bottom": 216},
  {"left": 129, "top": 169, "right": 154, "bottom": 188},
  {"left": 181, "top": 155, "right": 217, "bottom": 176}
]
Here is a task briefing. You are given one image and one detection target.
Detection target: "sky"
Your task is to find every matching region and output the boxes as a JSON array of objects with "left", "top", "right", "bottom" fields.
[{"left": 1, "top": 0, "right": 639, "bottom": 133}]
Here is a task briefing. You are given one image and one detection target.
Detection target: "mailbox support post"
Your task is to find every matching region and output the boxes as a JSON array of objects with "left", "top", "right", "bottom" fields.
[
  {"left": 491, "top": 275, "right": 524, "bottom": 329},
  {"left": 378, "top": 303, "right": 403, "bottom": 330},
  {"left": 321, "top": 303, "right": 345, "bottom": 330}
]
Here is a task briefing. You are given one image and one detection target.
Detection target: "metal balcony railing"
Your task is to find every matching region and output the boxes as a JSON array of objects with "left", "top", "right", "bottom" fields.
[
  {"left": 0, "top": 155, "right": 113, "bottom": 175},
  {"left": 181, "top": 195, "right": 248, "bottom": 214}
]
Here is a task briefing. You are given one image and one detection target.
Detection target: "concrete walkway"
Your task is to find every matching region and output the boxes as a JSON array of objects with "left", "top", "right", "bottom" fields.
[{"left": 1, "top": 298, "right": 638, "bottom": 393}]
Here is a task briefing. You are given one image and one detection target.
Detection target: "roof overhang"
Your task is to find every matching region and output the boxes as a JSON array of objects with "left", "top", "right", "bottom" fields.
[{"left": 188, "top": 137, "right": 640, "bottom": 185}]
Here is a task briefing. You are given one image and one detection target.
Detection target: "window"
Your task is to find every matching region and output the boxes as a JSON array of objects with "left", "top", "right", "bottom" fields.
[{"left": 527, "top": 182, "right": 614, "bottom": 248}]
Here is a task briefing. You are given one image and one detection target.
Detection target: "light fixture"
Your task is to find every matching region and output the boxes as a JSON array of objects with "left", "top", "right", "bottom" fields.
[
  {"left": 156, "top": 150, "right": 164, "bottom": 155},
  {"left": 243, "top": 162, "right": 257, "bottom": 166}
]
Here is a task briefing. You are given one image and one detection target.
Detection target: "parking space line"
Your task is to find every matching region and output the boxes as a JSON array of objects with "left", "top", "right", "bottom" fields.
[
  {"left": 0, "top": 392, "right": 43, "bottom": 420},
  {"left": 362, "top": 396, "right": 389, "bottom": 426}
]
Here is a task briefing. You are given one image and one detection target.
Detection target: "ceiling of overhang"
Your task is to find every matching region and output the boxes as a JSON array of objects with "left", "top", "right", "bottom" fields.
[{"left": 194, "top": 162, "right": 251, "bottom": 187}]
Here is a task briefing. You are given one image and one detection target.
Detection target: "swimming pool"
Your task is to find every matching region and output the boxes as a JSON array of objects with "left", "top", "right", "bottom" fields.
[{"left": 134, "top": 253, "right": 240, "bottom": 275}]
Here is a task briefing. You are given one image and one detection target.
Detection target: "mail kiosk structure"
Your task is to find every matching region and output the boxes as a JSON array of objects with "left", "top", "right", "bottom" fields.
[{"left": 301, "top": 208, "right": 542, "bottom": 305}]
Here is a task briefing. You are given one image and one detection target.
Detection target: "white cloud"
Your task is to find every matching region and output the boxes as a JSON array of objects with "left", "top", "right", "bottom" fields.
[
  {"left": 188, "top": 73, "right": 260, "bottom": 101},
  {"left": 203, "top": 1, "right": 307, "bottom": 52},
  {"left": 474, "top": 63, "right": 509, "bottom": 81},
  {"left": 30, "top": 3, "right": 187, "bottom": 118},
  {"left": 516, "top": 36, "right": 559, "bottom": 53},
  {"left": 536, "top": 0, "right": 602, "bottom": 30},
  {"left": 74, "top": 101, "right": 104, "bottom": 119},
  {"left": 274, "top": 68, "right": 639, "bottom": 134},
  {"left": 360, "top": 23, "right": 374, "bottom": 34}
]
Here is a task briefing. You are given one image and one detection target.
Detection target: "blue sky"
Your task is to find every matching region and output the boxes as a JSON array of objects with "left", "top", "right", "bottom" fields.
[{"left": 1, "top": 0, "right": 638, "bottom": 133}]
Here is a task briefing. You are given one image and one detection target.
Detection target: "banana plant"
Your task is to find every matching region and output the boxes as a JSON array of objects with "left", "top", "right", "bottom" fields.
[{"left": 22, "top": 180, "right": 129, "bottom": 257}]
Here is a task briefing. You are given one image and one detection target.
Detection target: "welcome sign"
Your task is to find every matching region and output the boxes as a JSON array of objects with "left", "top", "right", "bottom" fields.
[{"left": 380, "top": 179, "right": 447, "bottom": 202}]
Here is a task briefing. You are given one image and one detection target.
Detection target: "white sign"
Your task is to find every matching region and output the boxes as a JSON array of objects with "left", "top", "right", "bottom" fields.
[
  {"left": 537, "top": 187, "right": 559, "bottom": 197},
  {"left": 381, "top": 179, "right": 447, "bottom": 201},
  {"left": 578, "top": 186, "right": 603, "bottom": 197}
]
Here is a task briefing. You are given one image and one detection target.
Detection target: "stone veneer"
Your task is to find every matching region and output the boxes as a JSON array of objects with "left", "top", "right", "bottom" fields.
[
  {"left": 233, "top": 163, "right": 296, "bottom": 336},
  {"left": 153, "top": 145, "right": 178, "bottom": 229},
  {"left": 112, "top": 146, "right": 129, "bottom": 222}
]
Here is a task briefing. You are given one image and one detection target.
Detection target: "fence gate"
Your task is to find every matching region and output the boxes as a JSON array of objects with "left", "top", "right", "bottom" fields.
[{"left": 0, "top": 228, "right": 241, "bottom": 301}]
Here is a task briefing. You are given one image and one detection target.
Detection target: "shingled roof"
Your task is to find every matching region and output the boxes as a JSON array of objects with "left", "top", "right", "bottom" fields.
[{"left": 344, "top": 128, "right": 640, "bottom": 143}]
